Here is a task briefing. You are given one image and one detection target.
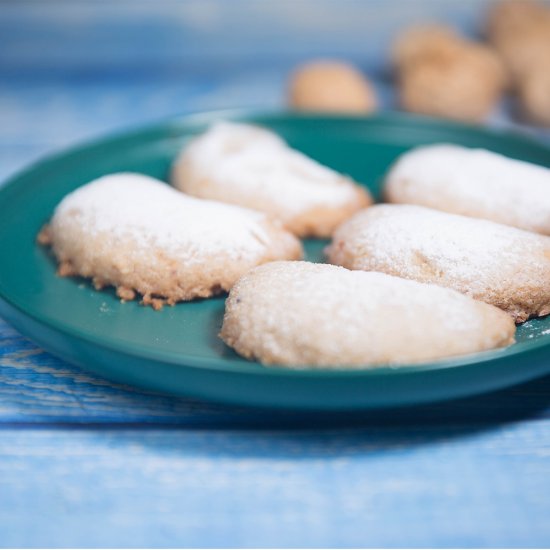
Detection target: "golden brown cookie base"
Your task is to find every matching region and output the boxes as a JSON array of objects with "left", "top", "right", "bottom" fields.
[
  {"left": 45, "top": 254, "right": 236, "bottom": 310},
  {"left": 38, "top": 221, "right": 302, "bottom": 310},
  {"left": 286, "top": 187, "right": 372, "bottom": 238},
  {"left": 37, "top": 224, "right": 52, "bottom": 246}
]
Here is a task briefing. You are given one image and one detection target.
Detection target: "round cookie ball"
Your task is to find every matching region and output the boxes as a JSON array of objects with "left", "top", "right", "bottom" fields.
[
  {"left": 519, "top": 66, "right": 550, "bottom": 125},
  {"left": 392, "top": 24, "right": 460, "bottom": 69},
  {"left": 288, "top": 60, "right": 377, "bottom": 113},
  {"left": 487, "top": 0, "right": 550, "bottom": 81},
  {"left": 487, "top": 0, "right": 545, "bottom": 37},
  {"left": 399, "top": 42, "right": 506, "bottom": 122},
  {"left": 491, "top": 19, "right": 550, "bottom": 81}
]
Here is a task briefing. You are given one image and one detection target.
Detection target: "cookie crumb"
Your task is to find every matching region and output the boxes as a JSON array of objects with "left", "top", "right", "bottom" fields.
[
  {"left": 117, "top": 286, "right": 136, "bottom": 301},
  {"left": 37, "top": 224, "right": 52, "bottom": 245},
  {"left": 57, "top": 261, "right": 75, "bottom": 277},
  {"left": 93, "top": 277, "right": 105, "bottom": 290},
  {"left": 142, "top": 293, "right": 165, "bottom": 310}
]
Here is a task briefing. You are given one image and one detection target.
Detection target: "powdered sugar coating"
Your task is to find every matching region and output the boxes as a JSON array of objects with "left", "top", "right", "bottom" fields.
[
  {"left": 327, "top": 204, "right": 550, "bottom": 321},
  {"left": 48, "top": 173, "right": 302, "bottom": 304},
  {"left": 220, "top": 261, "right": 515, "bottom": 367},
  {"left": 171, "top": 122, "right": 370, "bottom": 236},
  {"left": 385, "top": 144, "right": 550, "bottom": 235},
  {"left": 53, "top": 173, "right": 277, "bottom": 263}
]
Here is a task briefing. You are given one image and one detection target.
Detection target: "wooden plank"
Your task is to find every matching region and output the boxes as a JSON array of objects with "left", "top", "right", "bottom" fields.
[{"left": 0, "top": 426, "right": 549, "bottom": 547}]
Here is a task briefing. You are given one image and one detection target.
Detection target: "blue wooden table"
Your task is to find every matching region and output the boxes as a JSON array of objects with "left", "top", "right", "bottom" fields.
[{"left": 1, "top": 2, "right": 549, "bottom": 547}]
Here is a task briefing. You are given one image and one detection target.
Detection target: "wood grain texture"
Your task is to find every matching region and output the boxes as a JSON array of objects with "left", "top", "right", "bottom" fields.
[
  {"left": 1, "top": 1, "right": 550, "bottom": 547},
  {"left": 1, "top": 426, "right": 549, "bottom": 548}
]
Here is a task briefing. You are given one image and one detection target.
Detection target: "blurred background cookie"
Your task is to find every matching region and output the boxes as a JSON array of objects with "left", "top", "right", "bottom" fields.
[
  {"left": 393, "top": 25, "right": 506, "bottom": 122},
  {"left": 487, "top": 0, "right": 550, "bottom": 81},
  {"left": 392, "top": 24, "right": 461, "bottom": 69},
  {"left": 288, "top": 60, "right": 378, "bottom": 113},
  {"left": 519, "top": 65, "right": 550, "bottom": 125},
  {"left": 487, "top": 0, "right": 550, "bottom": 125}
]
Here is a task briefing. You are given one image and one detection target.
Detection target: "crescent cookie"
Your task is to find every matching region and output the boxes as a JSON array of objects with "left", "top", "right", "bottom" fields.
[
  {"left": 220, "top": 261, "right": 515, "bottom": 368},
  {"left": 385, "top": 144, "right": 550, "bottom": 236},
  {"left": 171, "top": 122, "right": 372, "bottom": 237},
  {"left": 326, "top": 204, "right": 550, "bottom": 323},
  {"left": 40, "top": 173, "right": 302, "bottom": 308}
]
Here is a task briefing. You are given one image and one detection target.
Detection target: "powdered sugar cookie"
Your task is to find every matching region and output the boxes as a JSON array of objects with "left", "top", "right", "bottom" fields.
[
  {"left": 40, "top": 173, "right": 302, "bottom": 308},
  {"left": 220, "top": 261, "right": 515, "bottom": 368},
  {"left": 327, "top": 204, "right": 550, "bottom": 322},
  {"left": 171, "top": 122, "right": 371, "bottom": 237},
  {"left": 385, "top": 144, "right": 550, "bottom": 236}
]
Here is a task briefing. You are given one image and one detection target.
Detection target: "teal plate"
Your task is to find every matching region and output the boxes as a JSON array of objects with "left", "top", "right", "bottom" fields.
[{"left": 1, "top": 111, "right": 549, "bottom": 410}]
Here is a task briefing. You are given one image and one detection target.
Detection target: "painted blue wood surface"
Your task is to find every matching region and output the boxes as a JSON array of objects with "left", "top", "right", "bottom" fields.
[
  {"left": 1, "top": 424, "right": 549, "bottom": 548},
  {"left": 1, "top": 1, "right": 550, "bottom": 547}
]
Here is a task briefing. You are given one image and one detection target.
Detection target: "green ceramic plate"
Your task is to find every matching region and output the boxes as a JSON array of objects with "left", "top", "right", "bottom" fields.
[{"left": 0, "top": 111, "right": 549, "bottom": 410}]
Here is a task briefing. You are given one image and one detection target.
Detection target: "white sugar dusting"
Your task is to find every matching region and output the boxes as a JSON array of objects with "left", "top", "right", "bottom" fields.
[
  {"left": 314, "top": 267, "right": 483, "bottom": 334},
  {"left": 53, "top": 173, "right": 272, "bottom": 261},
  {"left": 330, "top": 204, "right": 550, "bottom": 296},
  {"left": 230, "top": 262, "right": 513, "bottom": 365},
  {"left": 255, "top": 262, "right": 484, "bottom": 333},
  {"left": 386, "top": 144, "right": 550, "bottom": 232},
  {"left": 176, "top": 122, "right": 360, "bottom": 216}
]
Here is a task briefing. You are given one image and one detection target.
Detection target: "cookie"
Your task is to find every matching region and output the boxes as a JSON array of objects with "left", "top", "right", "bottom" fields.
[
  {"left": 393, "top": 25, "right": 505, "bottom": 122},
  {"left": 398, "top": 45, "right": 505, "bottom": 122},
  {"left": 327, "top": 204, "right": 550, "bottom": 323},
  {"left": 392, "top": 25, "right": 460, "bottom": 69},
  {"left": 486, "top": 1, "right": 550, "bottom": 125},
  {"left": 384, "top": 144, "right": 550, "bottom": 236},
  {"left": 288, "top": 60, "right": 377, "bottom": 113},
  {"left": 41, "top": 173, "right": 302, "bottom": 308},
  {"left": 518, "top": 62, "right": 550, "bottom": 126},
  {"left": 220, "top": 261, "right": 515, "bottom": 368},
  {"left": 487, "top": 0, "right": 550, "bottom": 82},
  {"left": 171, "top": 122, "right": 372, "bottom": 237}
]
